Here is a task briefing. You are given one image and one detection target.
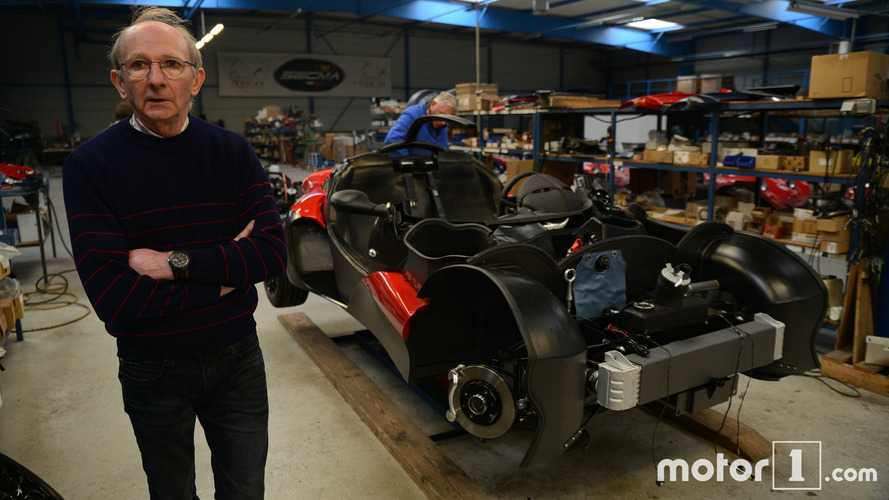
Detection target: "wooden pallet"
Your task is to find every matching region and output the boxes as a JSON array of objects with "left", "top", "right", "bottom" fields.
[
  {"left": 820, "top": 261, "right": 889, "bottom": 397},
  {"left": 279, "top": 313, "right": 489, "bottom": 500},
  {"left": 279, "top": 312, "right": 774, "bottom": 497}
]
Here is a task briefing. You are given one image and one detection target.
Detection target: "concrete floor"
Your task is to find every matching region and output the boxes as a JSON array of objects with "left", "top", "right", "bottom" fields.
[{"left": 0, "top": 170, "right": 887, "bottom": 499}]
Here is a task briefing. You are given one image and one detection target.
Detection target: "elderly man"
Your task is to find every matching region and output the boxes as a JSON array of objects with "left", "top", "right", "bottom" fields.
[
  {"left": 384, "top": 91, "right": 456, "bottom": 152},
  {"left": 63, "top": 7, "right": 284, "bottom": 499}
]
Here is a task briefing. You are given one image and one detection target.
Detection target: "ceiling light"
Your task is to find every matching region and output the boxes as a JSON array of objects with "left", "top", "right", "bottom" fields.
[
  {"left": 626, "top": 18, "right": 683, "bottom": 31},
  {"left": 210, "top": 23, "right": 224, "bottom": 36},
  {"left": 743, "top": 22, "right": 779, "bottom": 32},
  {"left": 199, "top": 33, "right": 214, "bottom": 44},
  {"left": 196, "top": 40, "right": 205, "bottom": 49},
  {"left": 788, "top": 0, "right": 859, "bottom": 20}
]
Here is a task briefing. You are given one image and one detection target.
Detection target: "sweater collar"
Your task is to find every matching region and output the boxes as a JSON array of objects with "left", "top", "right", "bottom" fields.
[{"left": 129, "top": 114, "right": 189, "bottom": 138}]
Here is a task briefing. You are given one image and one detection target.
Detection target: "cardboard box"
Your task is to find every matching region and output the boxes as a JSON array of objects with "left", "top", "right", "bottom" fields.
[
  {"left": 676, "top": 75, "right": 698, "bottom": 94},
  {"left": 737, "top": 202, "right": 756, "bottom": 215},
  {"left": 808, "top": 150, "right": 855, "bottom": 176},
  {"left": 686, "top": 201, "right": 707, "bottom": 221},
  {"left": 642, "top": 149, "right": 674, "bottom": 164},
  {"left": 673, "top": 151, "right": 709, "bottom": 166},
  {"left": 821, "top": 239, "right": 850, "bottom": 255},
  {"left": 780, "top": 155, "right": 807, "bottom": 171},
  {"left": 817, "top": 215, "right": 850, "bottom": 233},
  {"left": 808, "top": 51, "right": 889, "bottom": 99},
  {"left": 818, "top": 227, "right": 851, "bottom": 243},
  {"left": 504, "top": 159, "right": 535, "bottom": 192},
  {"left": 792, "top": 218, "right": 819, "bottom": 235},
  {"left": 699, "top": 74, "right": 722, "bottom": 94},
  {"left": 456, "top": 83, "right": 499, "bottom": 112},
  {"left": 756, "top": 155, "right": 782, "bottom": 171}
]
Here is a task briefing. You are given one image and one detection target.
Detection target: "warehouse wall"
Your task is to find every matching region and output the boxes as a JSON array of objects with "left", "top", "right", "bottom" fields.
[{"left": 0, "top": 8, "right": 606, "bottom": 140}]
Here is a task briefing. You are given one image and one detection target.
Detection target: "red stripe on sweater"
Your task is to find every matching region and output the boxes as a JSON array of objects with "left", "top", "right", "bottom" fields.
[
  {"left": 246, "top": 238, "right": 268, "bottom": 278},
  {"left": 120, "top": 202, "right": 237, "bottom": 221},
  {"left": 69, "top": 212, "right": 115, "bottom": 221},
  {"left": 138, "top": 280, "right": 160, "bottom": 319},
  {"left": 112, "top": 275, "right": 142, "bottom": 323},
  {"left": 83, "top": 261, "right": 112, "bottom": 287},
  {"left": 233, "top": 242, "right": 249, "bottom": 287},
  {"left": 219, "top": 244, "right": 230, "bottom": 283},
  {"left": 241, "top": 182, "right": 271, "bottom": 195},
  {"left": 110, "top": 310, "right": 254, "bottom": 337},
  {"left": 72, "top": 231, "right": 125, "bottom": 246},
  {"left": 129, "top": 217, "right": 238, "bottom": 238},
  {"left": 253, "top": 209, "right": 278, "bottom": 218},
  {"left": 240, "top": 194, "right": 276, "bottom": 218},
  {"left": 95, "top": 274, "right": 124, "bottom": 307}
]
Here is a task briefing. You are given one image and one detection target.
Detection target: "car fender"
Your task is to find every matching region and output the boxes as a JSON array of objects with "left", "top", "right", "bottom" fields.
[{"left": 410, "top": 264, "right": 586, "bottom": 466}]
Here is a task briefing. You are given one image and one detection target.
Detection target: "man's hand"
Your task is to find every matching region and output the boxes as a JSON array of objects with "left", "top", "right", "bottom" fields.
[
  {"left": 235, "top": 220, "right": 254, "bottom": 241},
  {"left": 128, "top": 249, "right": 173, "bottom": 280}
]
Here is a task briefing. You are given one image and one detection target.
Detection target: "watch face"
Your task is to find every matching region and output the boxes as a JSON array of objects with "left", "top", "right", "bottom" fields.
[{"left": 169, "top": 251, "right": 190, "bottom": 269}]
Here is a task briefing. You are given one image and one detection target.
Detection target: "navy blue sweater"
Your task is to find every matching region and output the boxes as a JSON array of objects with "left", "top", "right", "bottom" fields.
[{"left": 64, "top": 116, "right": 286, "bottom": 360}]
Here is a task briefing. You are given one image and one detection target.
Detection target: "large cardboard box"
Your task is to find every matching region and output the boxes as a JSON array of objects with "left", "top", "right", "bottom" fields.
[
  {"left": 756, "top": 155, "right": 782, "bottom": 171},
  {"left": 456, "top": 83, "right": 499, "bottom": 112},
  {"left": 817, "top": 215, "right": 850, "bottom": 233},
  {"left": 808, "top": 150, "right": 855, "bottom": 176},
  {"left": 780, "top": 155, "right": 807, "bottom": 171},
  {"left": 676, "top": 75, "right": 698, "bottom": 94},
  {"left": 792, "top": 218, "right": 819, "bottom": 235},
  {"left": 642, "top": 149, "right": 673, "bottom": 164},
  {"left": 808, "top": 51, "right": 889, "bottom": 99},
  {"left": 673, "top": 151, "right": 709, "bottom": 166}
]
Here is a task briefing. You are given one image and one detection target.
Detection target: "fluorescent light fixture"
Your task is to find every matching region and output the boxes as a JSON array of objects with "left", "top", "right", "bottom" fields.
[
  {"left": 199, "top": 33, "right": 214, "bottom": 44},
  {"left": 210, "top": 23, "right": 224, "bottom": 36},
  {"left": 626, "top": 18, "right": 683, "bottom": 31},
  {"left": 195, "top": 40, "right": 205, "bottom": 49},
  {"left": 788, "top": 0, "right": 859, "bottom": 20},
  {"left": 743, "top": 22, "right": 778, "bottom": 32}
]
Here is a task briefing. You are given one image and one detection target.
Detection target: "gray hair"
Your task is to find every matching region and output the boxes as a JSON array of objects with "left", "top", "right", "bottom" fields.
[
  {"left": 431, "top": 92, "right": 456, "bottom": 110},
  {"left": 109, "top": 7, "right": 203, "bottom": 70}
]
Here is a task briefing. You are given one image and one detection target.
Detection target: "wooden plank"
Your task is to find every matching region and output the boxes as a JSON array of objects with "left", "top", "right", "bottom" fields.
[
  {"left": 853, "top": 267, "right": 874, "bottom": 364},
  {"left": 835, "top": 264, "right": 860, "bottom": 351},
  {"left": 278, "top": 313, "right": 489, "bottom": 500},
  {"left": 821, "top": 353, "right": 889, "bottom": 397},
  {"left": 646, "top": 406, "right": 771, "bottom": 462}
]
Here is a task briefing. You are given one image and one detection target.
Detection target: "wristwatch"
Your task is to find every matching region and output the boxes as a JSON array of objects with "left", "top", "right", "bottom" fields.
[{"left": 167, "top": 250, "right": 190, "bottom": 280}]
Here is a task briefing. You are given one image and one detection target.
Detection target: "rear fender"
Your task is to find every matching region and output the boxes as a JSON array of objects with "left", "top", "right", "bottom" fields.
[
  {"left": 677, "top": 223, "right": 827, "bottom": 377},
  {"left": 410, "top": 264, "right": 585, "bottom": 466}
]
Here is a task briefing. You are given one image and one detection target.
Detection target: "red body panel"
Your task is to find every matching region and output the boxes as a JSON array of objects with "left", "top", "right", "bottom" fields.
[
  {"left": 291, "top": 191, "right": 327, "bottom": 228},
  {"left": 0, "top": 163, "right": 36, "bottom": 181},
  {"left": 301, "top": 168, "right": 332, "bottom": 195},
  {"left": 290, "top": 169, "right": 333, "bottom": 228},
  {"left": 363, "top": 272, "right": 428, "bottom": 340}
]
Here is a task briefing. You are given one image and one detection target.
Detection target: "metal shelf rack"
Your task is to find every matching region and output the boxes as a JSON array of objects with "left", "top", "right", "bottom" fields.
[{"left": 460, "top": 98, "right": 885, "bottom": 222}]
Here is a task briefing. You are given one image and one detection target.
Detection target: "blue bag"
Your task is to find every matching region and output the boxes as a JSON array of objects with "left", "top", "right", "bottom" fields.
[{"left": 573, "top": 250, "right": 627, "bottom": 320}]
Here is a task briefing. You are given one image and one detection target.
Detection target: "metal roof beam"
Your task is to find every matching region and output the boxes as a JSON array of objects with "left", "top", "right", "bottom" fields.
[
  {"left": 675, "top": 0, "right": 846, "bottom": 38},
  {"left": 13, "top": 0, "right": 685, "bottom": 56}
]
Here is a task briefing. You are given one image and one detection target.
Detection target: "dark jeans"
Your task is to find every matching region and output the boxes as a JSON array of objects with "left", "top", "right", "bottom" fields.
[{"left": 119, "top": 334, "right": 269, "bottom": 500}]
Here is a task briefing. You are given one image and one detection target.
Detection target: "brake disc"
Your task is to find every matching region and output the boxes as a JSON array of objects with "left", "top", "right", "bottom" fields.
[{"left": 445, "top": 364, "right": 516, "bottom": 439}]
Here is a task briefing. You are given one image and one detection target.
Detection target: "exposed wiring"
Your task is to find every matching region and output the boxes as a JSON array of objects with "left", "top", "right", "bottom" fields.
[
  {"left": 789, "top": 369, "right": 861, "bottom": 398},
  {"left": 19, "top": 194, "right": 92, "bottom": 333}
]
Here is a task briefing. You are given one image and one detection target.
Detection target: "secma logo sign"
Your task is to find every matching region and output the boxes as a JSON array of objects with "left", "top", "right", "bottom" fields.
[{"left": 273, "top": 59, "right": 345, "bottom": 92}]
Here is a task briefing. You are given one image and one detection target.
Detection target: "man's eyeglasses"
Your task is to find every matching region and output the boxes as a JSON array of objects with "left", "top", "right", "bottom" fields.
[{"left": 119, "top": 58, "right": 196, "bottom": 81}]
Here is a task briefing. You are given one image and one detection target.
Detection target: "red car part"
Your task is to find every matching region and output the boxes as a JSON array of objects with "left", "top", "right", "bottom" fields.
[
  {"left": 620, "top": 92, "right": 693, "bottom": 110},
  {"left": 0, "top": 163, "right": 36, "bottom": 181},
  {"left": 363, "top": 272, "right": 428, "bottom": 340}
]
